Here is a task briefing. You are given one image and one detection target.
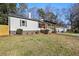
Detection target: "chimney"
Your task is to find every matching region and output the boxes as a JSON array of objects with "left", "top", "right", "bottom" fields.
[{"left": 28, "top": 12, "right": 31, "bottom": 19}]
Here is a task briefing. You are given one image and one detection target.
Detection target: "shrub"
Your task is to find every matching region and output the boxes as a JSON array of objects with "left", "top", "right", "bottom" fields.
[
  {"left": 74, "top": 30, "right": 79, "bottom": 33},
  {"left": 40, "top": 29, "right": 49, "bottom": 34},
  {"left": 44, "top": 29, "right": 49, "bottom": 34},
  {"left": 40, "top": 30, "right": 44, "bottom": 33},
  {"left": 67, "top": 29, "right": 72, "bottom": 33},
  {"left": 16, "top": 29, "right": 23, "bottom": 35},
  {"left": 35, "top": 31, "right": 39, "bottom": 34}
]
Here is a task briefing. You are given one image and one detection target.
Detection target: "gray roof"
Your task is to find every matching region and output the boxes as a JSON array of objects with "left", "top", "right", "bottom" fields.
[
  {"left": 8, "top": 13, "right": 56, "bottom": 24},
  {"left": 8, "top": 13, "right": 40, "bottom": 22}
]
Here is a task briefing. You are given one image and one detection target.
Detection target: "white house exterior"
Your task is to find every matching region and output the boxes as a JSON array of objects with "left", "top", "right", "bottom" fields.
[{"left": 8, "top": 16, "right": 40, "bottom": 35}]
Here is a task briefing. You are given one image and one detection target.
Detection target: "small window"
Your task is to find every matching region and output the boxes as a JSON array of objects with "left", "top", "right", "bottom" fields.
[
  {"left": 20, "top": 20, "right": 27, "bottom": 27},
  {"left": 22, "top": 20, "right": 25, "bottom": 26}
]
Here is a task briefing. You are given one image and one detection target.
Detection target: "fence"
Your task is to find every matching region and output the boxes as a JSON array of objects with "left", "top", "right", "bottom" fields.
[{"left": 0, "top": 25, "right": 9, "bottom": 36}]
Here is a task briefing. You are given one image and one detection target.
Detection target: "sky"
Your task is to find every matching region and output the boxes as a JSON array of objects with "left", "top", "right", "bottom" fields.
[
  {"left": 17, "top": 3, "right": 72, "bottom": 15},
  {"left": 17, "top": 3, "right": 73, "bottom": 24},
  {"left": 27, "top": 3, "right": 72, "bottom": 24},
  {"left": 28, "top": 3, "right": 72, "bottom": 9}
]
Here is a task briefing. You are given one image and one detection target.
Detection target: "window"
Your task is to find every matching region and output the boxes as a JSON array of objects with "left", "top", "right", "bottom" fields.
[
  {"left": 20, "top": 20, "right": 27, "bottom": 27},
  {"left": 22, "top": 20, "right": 25, "bottom": 26},
  {"left": 39, "top": 22, "right": 46, "bottom": 28}
]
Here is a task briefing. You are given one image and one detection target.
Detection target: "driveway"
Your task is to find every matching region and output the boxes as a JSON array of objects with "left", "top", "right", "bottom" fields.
[{"left": 57, "top": 33, "right": 79, "bottom": 37}]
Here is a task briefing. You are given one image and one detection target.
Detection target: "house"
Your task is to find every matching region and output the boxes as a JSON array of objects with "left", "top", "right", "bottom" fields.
[
  {"left": 8, "top": 13, "right": 41, "bottom": 35},
  {"left": 56, "top": 27, "right": 67, "bottom": 33},
  {"left": 0, "top": 14, "right": 57, "bottom": 36},
  {"left": 8, "top": 13, "right": 57, "bottom": 35},
  {"left": 55, "top": 24, "right": 71, "bottom": 33}
]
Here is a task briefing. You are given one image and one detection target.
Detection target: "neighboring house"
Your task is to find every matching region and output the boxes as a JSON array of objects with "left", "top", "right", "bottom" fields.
[
  {"left": 56, "top": 27, "right": 67, "bottom": 33},
  {"left": 8, "top": 13, "right": 40, "bottom": 35},
  {"left": 66, "top": 25, "right": 71, "bottom": 30},
  {"left": 55, "top": 25, "right": 71, "bottom": 33}
]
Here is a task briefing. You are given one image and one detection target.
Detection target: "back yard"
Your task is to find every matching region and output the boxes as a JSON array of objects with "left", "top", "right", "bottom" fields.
[{"left": 0, "top": 34, "right": 79, "bottom": 56}]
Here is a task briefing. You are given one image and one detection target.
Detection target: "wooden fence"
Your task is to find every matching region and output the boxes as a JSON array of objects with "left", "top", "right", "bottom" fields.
[{"left": 0, "top": 25, "right": 9, "bottom": 36}]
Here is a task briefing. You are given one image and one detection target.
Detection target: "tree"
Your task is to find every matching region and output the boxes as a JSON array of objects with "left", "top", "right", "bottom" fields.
[
  {"left": 45, "top": 12, "right": 57, "bottom": 22},
  {"left": 17, "top": 3, "right": 28, "bottom": 15},
  {"left": 0, "top": 3, "right": 16, "bottom": 25},
  {"left": 19, "top": 3, "right": 28, "bottom": 10},
  {"left": 67, "top": 3, "right": 79, "bottom": 33},
  {"left": 7, "top": 3, "right": 16, "bottom": 14},
  {"left": 37, "top": 8, "right": 45, "bottom": 19},
  {"left": 45, "top": 6, "right": 58, "bottom": 32}
]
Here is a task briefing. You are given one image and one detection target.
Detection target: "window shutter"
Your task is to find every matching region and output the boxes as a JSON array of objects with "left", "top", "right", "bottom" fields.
[
  {"left": 26, "top": 21, "right": 27, "bottom": 26},
  {"left": 20, "top": 20, "right": 21, "bottom": 26}
]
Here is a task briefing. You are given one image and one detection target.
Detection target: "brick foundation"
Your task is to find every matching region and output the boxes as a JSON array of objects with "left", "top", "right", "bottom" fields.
[{"left": 10, "top": 31, "right": 40, "bottom": 35}]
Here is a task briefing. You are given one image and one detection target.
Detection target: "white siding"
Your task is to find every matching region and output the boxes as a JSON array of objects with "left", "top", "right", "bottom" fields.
[{"left": 8, "top": 17, "right": 40, "bottom": 31}]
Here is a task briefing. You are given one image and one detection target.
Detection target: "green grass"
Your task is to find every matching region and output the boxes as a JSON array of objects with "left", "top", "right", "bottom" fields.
[{"left": 0, "top": 34, "right": 79, "bottom": 56}]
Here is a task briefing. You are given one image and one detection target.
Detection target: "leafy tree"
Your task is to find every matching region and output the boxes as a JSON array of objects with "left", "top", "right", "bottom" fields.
[
  {"left": 0, "top": 3, "right": 16, "bottom": 25},
  {"left": 7, "top": 3, "right": 16, "bottom": 14},
  {"left": 37, "top": 8, "right": 45, "bottom": 19}
]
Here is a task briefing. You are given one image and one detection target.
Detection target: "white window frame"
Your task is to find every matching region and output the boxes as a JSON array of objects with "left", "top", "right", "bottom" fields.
[{"left": 20, "top": 20, "right": 27, "bottom": 27}]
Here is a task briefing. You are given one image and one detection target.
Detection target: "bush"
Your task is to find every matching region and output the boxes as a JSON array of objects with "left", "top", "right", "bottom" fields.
[
  {"left": 16, "top": 29, "right": 23, "bottom": 35},
  {"left": 35, "top": 31, "right": 39, "bottom": 34},
  {"left": 44, "top": 29, "right": 49, "bottom": 34},
  {"left": 74, "top": 30, "right": 79, "bottom": 33},
  {"left": 40, "top": 29, "right": 49, "bottom": 34},
  {"left": 0, "top": 19, "right": 4, "bottom": 24},
  {"left": 40, "top": 30, "right": 44, "bottom": 33},
  {"left": 52, "top": 29, "right": 56, "bottom": 33}
]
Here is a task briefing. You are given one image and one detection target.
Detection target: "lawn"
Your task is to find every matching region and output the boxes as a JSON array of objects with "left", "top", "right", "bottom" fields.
[{"left": 0, "top": 34, "right": 79, "bottom": 56}]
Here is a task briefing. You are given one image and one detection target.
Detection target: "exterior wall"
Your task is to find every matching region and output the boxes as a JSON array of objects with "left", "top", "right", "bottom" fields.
[{"left": 8, "top": 16, "right": 40, "bottom": 34}]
